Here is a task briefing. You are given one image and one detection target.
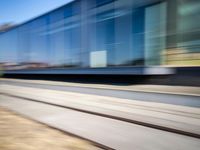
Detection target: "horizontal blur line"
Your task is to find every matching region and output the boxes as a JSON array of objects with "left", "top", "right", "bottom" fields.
[
  {"left": 1, "top": 93, "right": 200, "bottom": 139},
  {"left": 0, "top": 93, "right": 113, "bottom": 150}
]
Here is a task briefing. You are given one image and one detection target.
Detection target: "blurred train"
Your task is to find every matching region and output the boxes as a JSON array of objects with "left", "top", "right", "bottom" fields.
[{"left": 0, "top": 0, "right": 199, "bottom": 75}]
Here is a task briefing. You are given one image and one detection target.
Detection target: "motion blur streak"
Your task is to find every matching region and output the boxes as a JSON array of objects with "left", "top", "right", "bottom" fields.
[{"left": 0, "top": 0, "right": 199, "bottom": 73}]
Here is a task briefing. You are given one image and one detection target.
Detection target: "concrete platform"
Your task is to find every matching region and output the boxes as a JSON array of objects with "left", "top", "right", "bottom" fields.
[
  {"left": 0, "top": 84, "right": 200, "bottom": 137},
  {"left": 1, "top": 78, "right": 199, "bottom": 96},
  {"left": 0, "top": 107, "right": 99, "bottom": 150},
  {"left": 0, "top": 95, "right": 200, "bottom": 150}
]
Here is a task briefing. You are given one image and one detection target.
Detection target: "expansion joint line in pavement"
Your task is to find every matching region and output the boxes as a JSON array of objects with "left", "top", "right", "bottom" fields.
[
  {"left": 0, "top": 93, "right": 114, "bottom": 150},
  {"left": 0, "top": 92, "right": 200, "bottom": 139}
]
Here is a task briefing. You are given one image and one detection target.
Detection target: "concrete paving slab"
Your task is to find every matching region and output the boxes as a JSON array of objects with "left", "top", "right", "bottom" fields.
[
  {"left": 1, "top": 78, "right": 200, "bottom": 96},
  {"left": 0, "top": 84, "right": 200, "bottom": 137},
  {"left": 0, "top": 95, "right": 200, "bottom": 150},
  {"left": 0, "top": 107, "right": 100, "bottom": 150}
]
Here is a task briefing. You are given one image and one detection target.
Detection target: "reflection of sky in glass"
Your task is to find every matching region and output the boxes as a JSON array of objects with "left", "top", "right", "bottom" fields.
[
  {"left": 0, "top": 0, "right": 74, "bottom": 24},
  {"left": 0, "top": 0, "right": 200, "bottom": 68}
]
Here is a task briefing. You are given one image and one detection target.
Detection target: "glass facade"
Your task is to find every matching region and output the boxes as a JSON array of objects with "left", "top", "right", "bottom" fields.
[
  {"left": 0, "top": 0, "right": 200, "bottom": 70},
  {"left": 166, "top": 0, "right": 200, "bottom": 66}
]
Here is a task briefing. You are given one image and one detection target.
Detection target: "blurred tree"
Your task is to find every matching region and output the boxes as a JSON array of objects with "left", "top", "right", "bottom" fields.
[{"left": 0, "top": 23, "right": 16, "bottom": 32}]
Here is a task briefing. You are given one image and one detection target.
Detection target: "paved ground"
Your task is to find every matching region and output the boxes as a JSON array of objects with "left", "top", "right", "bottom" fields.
[
  {"left": 1, "top": 78, "right": 200, "bottom": 95},
  {"left": 1, "top": 83, "right": 200, "bottom": 137},
  {"left": 1, "top": 79, "right": 200, "bottom": 107},
  {"left": 0, "top": 107, "right": 101, "bottom": 150},
  {"left": 0, "top": 95, "right": 200, "bottom": 150},
  {"left": 0, "top": 78, "right": 200, "bottom": 149}
]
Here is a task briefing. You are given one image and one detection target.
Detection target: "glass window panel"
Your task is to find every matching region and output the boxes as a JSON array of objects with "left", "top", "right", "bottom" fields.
[
  {"left": 29, "top": 16, "right": 49, "bottom": 65},
  {"left": 144, "top": 2, "right": 167, "bottom": 66},
  {"left": 95, "top": 0, "right": 115, "bottom": 7},
  {"left": 177, "top": 0, "right": 200, "bottom": 53},
  {"left": 88, "top": 1, "right": 115, "bottom": 67},
  {"left": 114, "top": 2, "right": 134, "bottom": 66},
  {"left": 63, "top": 3, "right": 82, "bottom": 68},
  {"left": 18, "top": 25, "right": 30, "bottom": 63},
  {"left": 132, "top": 8, "right": 145, "bottom": 66},
  {"left": 49, "top": 9, "right": 65, "bottom": 66}
]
